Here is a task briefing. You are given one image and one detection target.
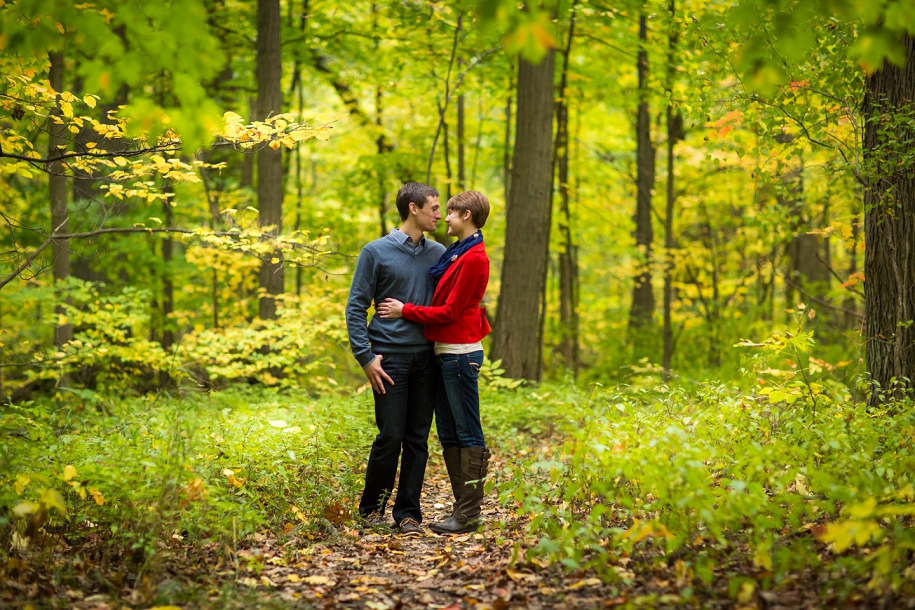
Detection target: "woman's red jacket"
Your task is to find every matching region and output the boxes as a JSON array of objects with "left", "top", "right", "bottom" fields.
[{"left": 401, "top": 242, "right": 491, "bottom": 343}]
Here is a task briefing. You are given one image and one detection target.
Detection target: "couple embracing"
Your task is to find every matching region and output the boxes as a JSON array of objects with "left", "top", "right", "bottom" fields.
[{"left": 345, "top": 182, "right": 492, "bottom": 536}]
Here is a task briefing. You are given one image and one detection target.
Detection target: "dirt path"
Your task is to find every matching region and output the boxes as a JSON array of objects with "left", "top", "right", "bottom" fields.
[{"left": 228, "top": 454, "right": 626, "bottom": 610}]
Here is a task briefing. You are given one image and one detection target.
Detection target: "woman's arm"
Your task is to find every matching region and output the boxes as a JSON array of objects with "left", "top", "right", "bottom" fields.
[{"left": 401, "top": 256, "right": 487, "bottom": 325}]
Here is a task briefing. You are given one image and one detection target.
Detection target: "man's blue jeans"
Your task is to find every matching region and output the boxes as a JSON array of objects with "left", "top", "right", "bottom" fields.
[
  {"left": 437, "top": 351, "right": 486, "bottom": 448},
  {"left": 359, "top": 350, "right": 437, "bottom": 524}
]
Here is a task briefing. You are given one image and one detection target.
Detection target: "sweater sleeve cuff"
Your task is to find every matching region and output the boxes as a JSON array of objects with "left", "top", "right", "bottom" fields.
[
  {"left": 355, "top": 350, "right": 377, "bottom": 368},
  {"left": 401, "top": 303, "right": 418, "bottom": 320}
]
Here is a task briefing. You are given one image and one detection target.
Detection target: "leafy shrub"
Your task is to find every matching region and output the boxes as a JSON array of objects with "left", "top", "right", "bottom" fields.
[
  {"left": 14, "top": 280, "right": 352, "bottom": 395},
  {"left": 499, "top": 372, "right": 915, "bottom": 596},
  {"left": 0, "top": 387, "right": 372, "bottom": 575}
]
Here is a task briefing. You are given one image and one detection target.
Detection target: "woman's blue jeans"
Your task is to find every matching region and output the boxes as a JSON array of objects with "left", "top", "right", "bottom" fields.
[{"left": 435, "top": 351, "right": 486, "bottom": 448}]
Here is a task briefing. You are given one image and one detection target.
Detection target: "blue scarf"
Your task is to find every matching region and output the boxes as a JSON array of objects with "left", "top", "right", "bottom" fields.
[{"left": 429, "top": 231, "right": 484, "bottom": 281}]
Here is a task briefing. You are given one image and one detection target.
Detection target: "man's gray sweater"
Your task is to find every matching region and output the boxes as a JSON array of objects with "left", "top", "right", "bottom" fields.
[{"left": 346, "top": 229, "right": 446, "bottom": 368}]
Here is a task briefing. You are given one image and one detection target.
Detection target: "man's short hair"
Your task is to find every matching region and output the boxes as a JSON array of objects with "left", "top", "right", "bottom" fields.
[
  {"left": 447, "top": 190, "right": 490, "bottom": 229},
  {"left": 396, "top": 182, "right": 440, "bottom": 221}
]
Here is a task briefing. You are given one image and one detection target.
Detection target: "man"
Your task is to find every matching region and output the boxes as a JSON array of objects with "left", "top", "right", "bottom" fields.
[{"left": 345, "top": 182, "right": 445, "bottom": 536}]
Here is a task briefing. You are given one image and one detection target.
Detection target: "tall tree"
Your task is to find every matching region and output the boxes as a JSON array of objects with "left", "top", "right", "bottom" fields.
[
  {"left": 256, "top": 0, "right": 284, "bottom": 320},
  {"left": 457, "top": 80, "right": 466, "bottom": 191},
  {"left": 555, "top": 1, "right": 579, "bottom": 374},
  {"left": 662, "top": 0, "right": 683, "bottom": 378},
  {"left": 48, "top": 51, "right": 72, "bottom": 348},
  {"left": 491, "top": 51, "right": 556, "bottom": 380},
  {"left": 628, "top": 11, "right": 656, "bottom": 331},
  {"left": 863, "top": 32, "right": 915, "bottom": 404}
]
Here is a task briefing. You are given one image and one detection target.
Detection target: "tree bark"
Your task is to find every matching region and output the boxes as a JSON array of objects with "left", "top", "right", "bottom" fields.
[
  {"left": 49, "top": 51, "right": 72, "bottom": 347},
  {"left": 503, "top": 86, "right": 513, "bottom": 209},
  {"left": 240, "top": 97, "right": 256, "bottom": 189},
  {"left": 863, "top": 32, "right": 915, "bottom": 405},
  {"left": 556, "top": 1, "right": 579, "bottom": 374},
  {"left": 457, "top": 90, "right": 466, "bottom": 191},
  {"left": 256, "top": 0, "right": 284, "bottom": 320},
  {"left": 628, "top": 12, "right": 656, "bottom": 331},
  {"left": 490, "top": 52, "right": 555, "bottom": 381},
  {"left": 161, "top": 185, "right": 175, "bottom": 352},
  {"left": 844, "top": 206, "right": 861, "bottom": 331},
  {"left": 662, "top": 0, "right": 682, "bottom": 379}
]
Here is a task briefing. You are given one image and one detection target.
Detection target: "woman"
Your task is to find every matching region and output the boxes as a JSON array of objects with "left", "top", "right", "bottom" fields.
[{"left": 377, "top": 190, "right": 491, "bottom": 534}]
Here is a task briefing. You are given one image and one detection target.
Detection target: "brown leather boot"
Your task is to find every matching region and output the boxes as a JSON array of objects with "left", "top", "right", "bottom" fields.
[
  {"left": 440, "top": 447, "right": 462, "bottom": 518},
  {"left": 430, "top": 447, "right": 490, "bottom": 534}
]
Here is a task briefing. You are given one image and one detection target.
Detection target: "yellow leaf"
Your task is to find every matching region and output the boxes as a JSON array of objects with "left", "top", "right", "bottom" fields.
[
  {"left": 270, "top": 257, "right": 280, "bottom": 264},
  {"left": 89, "top": 488, "right": 106, "bottom": 506},
  {"left": 753, "top": 544, "right": 772, "bottom": 571},
  {"left": 63, "top": 465, "right": 77, "bottom": 481},
  {"left": 287, "top": 574, "right": 300, "bottom": 583},
  {"left": 506, "top": 569, "right": 537, "bottom": 582},
  {"left": 847, "top": 497, "right": 878, "bottom": 519},
  {"left": 819, "top": 519, "right": 882, "bottom": 552},
  {"left": 12, "top": 501, "right": 40, "bottom": 517},
  {"left": 261, "top": 575, "right": 277, "bottom": 587},
  {"left": 794, "top": 473, "right": 808, "bottom": 495},
  {"left": 14, "top": 474, "right": 30, "bottom": 495},
  {"left": 737, "top": 581, "right": 755, "bottom": 604},
  {"left": 315, "top": 130, "right": 330, "bottom": 142},
  {"left": 223, "top": 111, "right": 244, "bottom": 123},
  {"left": 269, "top": 139, "right": 281, "bottom": 150},
  {"left": 40, "top": 488, "right": 67, "bottom": 515},
  {"left": 86, "top": 142, "right": 96, "bottom": 149},
  {"left": 568, "top": 578, "right": 602, "bottom": 589},
  {"left": 303, "top": 575, "right": 333, "bottom": 586},
  {"left": 83, "top": 95, "right": 97, "bottom": 108},
  {"left": 113, "top": 156, "right": 128, "bottom": 167}
]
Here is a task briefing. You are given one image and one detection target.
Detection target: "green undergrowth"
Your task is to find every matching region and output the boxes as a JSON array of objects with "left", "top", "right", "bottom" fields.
[
  {"left": 0, "top": 377, "right": 555, "bottom": 586},
  {"left": 4, "top": 348, "right": 914, "bottom": 606},
  {"left": 497, "top": 378, "right": 915, "bottom": 603},
  {"left": 1, "top": 388, "right": 370, "bottom": 576}
]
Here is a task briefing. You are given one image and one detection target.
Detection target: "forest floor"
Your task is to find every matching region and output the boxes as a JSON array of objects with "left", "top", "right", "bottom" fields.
[
  {"left": 4, "top": 385, "right": 909, "bottom": 610},
  {"left": 14, "top": 453, "right": 830, "bottom": 610}
]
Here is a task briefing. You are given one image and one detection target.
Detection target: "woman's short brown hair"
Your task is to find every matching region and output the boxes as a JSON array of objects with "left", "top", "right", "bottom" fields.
[{"left": 447, "top": 190, "right": 490, "bottom": 229}]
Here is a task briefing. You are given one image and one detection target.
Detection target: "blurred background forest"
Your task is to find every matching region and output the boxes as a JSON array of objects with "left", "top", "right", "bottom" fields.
[
  {"left": 3, "top": 0, "right": 901, "bottom": 399},
  {"left": 4, "top": 1, "right": 915, "bottom": 606}
]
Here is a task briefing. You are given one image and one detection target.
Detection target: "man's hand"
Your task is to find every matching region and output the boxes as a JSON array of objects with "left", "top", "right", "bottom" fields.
[
  {"left": 363, "top": 355, "right": 394, "bottom": 394},
  {"left": 377, "top": 298, "right": 405, "bottom": 318}
]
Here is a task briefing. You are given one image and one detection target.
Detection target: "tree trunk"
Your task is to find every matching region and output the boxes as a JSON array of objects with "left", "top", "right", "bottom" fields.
[
  {"left": 256, "top": 0, "right": 284, "bottom": 320},
  {"left": 863, "top": 32, "right": 915, "bottom": 405},
  {"left": 503, "top": 85, "right": 513, "bottom": 209},
  {"left": 628, "top": 12, "right": 656, "bottom": 331},
  {"left": 373, "top": 6, "right": 388, "bottom": 238},
  {"left": 556, "top": 1, "right": 579, "bottom": 374},
  {"left": 457, "top": 90, "right": 466, "bottom": 191},
  {"left": 442, "top": 109, "right": 453, "bottom": 200},
  {"left": 376, "top": 85, "right": 388, "bottom": 237},
  {"left": 161, "top": 186, "right": 175, "bottom": 351},
  {"left": 241, "top": 96, "right": 256, "bottom": 189},
  {"left": 490, "top": 52, "right": 555, "bottom": 381},
  {"left": 844, "top": 206, "right": 861, "bottom": 330},
  {"left": 49, "top": 51, "right": 72, "bottom": 348},
  {"left": 662, "top": 0, "right": 682, "bottom": 379}
]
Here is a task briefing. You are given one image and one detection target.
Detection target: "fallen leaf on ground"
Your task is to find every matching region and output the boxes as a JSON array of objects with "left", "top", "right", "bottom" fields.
[{"left": 568, "top": 577, "right": 602, "bottom": 589}]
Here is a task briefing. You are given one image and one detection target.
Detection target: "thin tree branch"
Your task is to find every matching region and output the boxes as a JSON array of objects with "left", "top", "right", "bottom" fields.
[{"left": 0, "top": 144, "right": 182, "bottom": 165}]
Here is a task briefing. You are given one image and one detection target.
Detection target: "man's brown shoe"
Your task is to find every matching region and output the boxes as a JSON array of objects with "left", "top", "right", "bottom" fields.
[
  {"left": 361, "top": 511, "right": 388, "bottom": 530},
  {"left": 398, "top": 518, "right": 424, "bottom": 536}
]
